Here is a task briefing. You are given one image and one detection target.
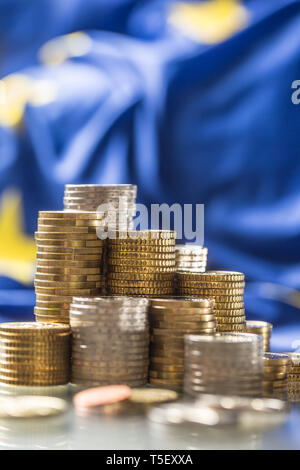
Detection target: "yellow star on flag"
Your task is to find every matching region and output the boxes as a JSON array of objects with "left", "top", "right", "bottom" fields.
[{"left": 0, "top": 189, "right": 36, "bottom": 285}]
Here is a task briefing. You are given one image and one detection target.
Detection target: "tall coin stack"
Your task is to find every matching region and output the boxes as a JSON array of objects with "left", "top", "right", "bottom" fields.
[
  {"left": 70, "top": 297, "right": 149, "bottom": 386},
  {"left": 177, "top": 271, "right": 246, "bottom": 332},
  {"left": 184, "top": 333, "right": 264, "bottom": 397},
  {"left": 175, "top": 245, "right": 208, "bottom": 272},
  {"left": 245, "top": 321, "right": 273, "bottom": 352},
  {"left": 106, "top": 231, "right": 176, "bottom": 297},
  {"left": 149, "top": 298, "right": 215, "bottom": 390},
  {"left": 34, "top": 211, "right": 106, "bottom": 323},
  {"left": 64, "top": 184, "right": 137, "bottom": 230},
  {"left": 262, "top": 352, "right": 292, "bottom": 398},
  {"left": 0, "top": 323, "right": 70, "bottom": 386}
]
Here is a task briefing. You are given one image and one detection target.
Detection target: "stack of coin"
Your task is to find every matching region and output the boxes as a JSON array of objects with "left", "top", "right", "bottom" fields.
[
  {"left": 177, "top": 271, "right": 246, "bottom": 332},
  {"left": 0, "top": 323, "right": 70, "bottom": 386},
  {"left": 149, "top": 298, "right": 215, "bottom": 389},
  {"left": 34, "top": 211, "right": 106, "bottom": 323},
  {"left": 245, "top": 321, "right": 273, "bottom": 352},
  {"left": 175, "top": 245, "right": 208, "bottom": 272},
  {"left": 64, "top": 184, "right": 136, "bottom": 230},
  {"left": 70, "top": 297, "right": 149, "bottom": 386},
  {"left": 262, "top": 353, "right": 292, "bottom": 398},
  {"left": 184, "top": 333, "right": 264, "bottom": 397},
  {"left": 106, "top": 231, "right": 176, "bottom": 297},
  {"left": 284, "top": 353, "right": 300, "bottom": 402}
]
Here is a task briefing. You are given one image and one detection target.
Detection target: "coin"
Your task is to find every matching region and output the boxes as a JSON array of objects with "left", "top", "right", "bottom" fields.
[
  {"left": 215, "top": 316, "right": 246, "bottom": 324},
  {"left": 0, "top": 396, "right": 68, "bottom": 418},
  {"left": 178, "top": 271, "right": 245, "bottom": 281},
  {"left": 264, "top": 353, "right": 292, "bottom": 366}
]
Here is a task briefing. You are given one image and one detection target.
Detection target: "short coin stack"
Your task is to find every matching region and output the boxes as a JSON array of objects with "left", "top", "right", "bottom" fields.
[
  {"left": 184, "top": 333, "right": 264, "bottom": 397},
  {"left": 285, "top": 352, "right": 300, "bottom": 402},
  {"left": 262, "top": 353, "right": 292, "bottom": 398},
  {"left": 34, "top": 211, "right": 106, "bottom": 323},
  {"left": 177, "top": 271, "right": 246, "bottom": 332},
  {"left": 64, "top": 184, "right": 137, "bottom": 230},
  {"left": 0, "top": 323, "right": 70, "bottom": 386},
  {"left": 149, "top": 298, "right": 215, "bottom": 390},
  {"left": 107, "top": 231, "right": 176, "bottom": 297},
  {"left": 70, "top": 297, "right": 149, "bottom": 386},
  {"left": 175, "top": 245, "right": 208, "bottom": 272},
  {"left": 245, "top": 321, "right": 273, "bottom": 352}
]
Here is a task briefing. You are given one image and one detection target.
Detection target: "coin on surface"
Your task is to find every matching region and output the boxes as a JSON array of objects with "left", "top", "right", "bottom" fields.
[{"left": 0, "top": 395, "right": 68, "bottom": 418}]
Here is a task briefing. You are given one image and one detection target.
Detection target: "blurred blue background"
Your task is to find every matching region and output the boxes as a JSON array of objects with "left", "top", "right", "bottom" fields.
[{"left": 0, "top": 0, "right": 300, "bottom": 350}]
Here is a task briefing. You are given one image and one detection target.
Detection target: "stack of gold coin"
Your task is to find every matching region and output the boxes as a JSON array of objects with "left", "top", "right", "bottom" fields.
[
  {"left": 0, "top": 323, "right": 70, "bottom": 386},
  {"left": 184, "top": 333, "right": 264, "bottom": 397},
  {"left": 262, "top": 353, "right": 292, "bottom": 398},
  {"left": 245, "top": 321, "right": 273, "bottom": 351},
  {"left": 70, "top": 297, "right": 149, "bottom": 386},
  {"left": 106, "top": 231, "right": 176, "bottom": 297},
  {"left": 175, "top": 245, "right": 208, "bottom": 272},
  {"left": 149, "top": 298, "right": 215, "bottom": 389},
  {"left": 34, "top": 211, "right": 106, "bottom": 323},
  {"left": 64, "top": 184, "right": 137, "bottom": 230},
  {"left": 176, "top": 271, "right": 246, "bottom": 332},
  {"left": 282, "top": 352, "right": 300, "bottom": 401}
]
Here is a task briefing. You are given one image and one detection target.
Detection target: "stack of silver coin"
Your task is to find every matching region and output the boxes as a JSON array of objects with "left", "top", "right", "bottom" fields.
[
  {"left": 175, "top": 245, "right": 208, "bottom": 272},
  {"left": 70, "top": 297, "right": 149, "bottom": 386},
  {"left": 64, "top": 184, "right": 137, "bottom": 230},
  {"left": 184, "top": 333, "right": 264, "bottom": 397}
]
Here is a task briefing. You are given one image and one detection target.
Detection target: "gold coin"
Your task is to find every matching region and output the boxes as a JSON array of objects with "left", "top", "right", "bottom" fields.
[
  {"left": 178, "top": 271, "right": 245, "bottom": 281},
  {"left": 108, "top": 266, "right": 175, "bottom": 273},
  {"left": 216, "top": 323, "right": 245, "bottom": 331},
  {"left": 111, "top": 230, "right": 176, "bottom": 240},
  {"left": 108, "top": 259, "right": 175, "bottom": 266},
  {"left": 263, "top": 372, "right": 288, "bottom": 380},
  {"left": 179, "top": 288, "right": 244, "bottom": 296},
  {"left": 149, "top": 371, "right": 183, "bottom": 379},
  {"left": 35, "top": 273, "right": 102, "bottom": 282},
  {"left": 34, "top": 307, "right": 69, "bottom": 316},
  {"left": 264, "top": 353, "right": 292, "bottom": 366},
  {"left": 35, "top": 241, "right": 103, "bottom": 249},
  {"left": 36, "top": 260, "right": 101, "bottom": 267},
  {"left": 108, "top": 252, "right": 175, "bottom": 259},
  {"left": 150, "top": 298, "right": 214, "bottom": 308},
  {"left": 110, "top": 246, "right": 175, "bottom": 253},
  {"left": 37, "top": 224, "right": 93, "bottom": 233},
  {"left": 107, "top": 282, "right": 173, "bottom": 289},
  {"left": 149, "top": 378, "right": 182, "bottom": 387},
  {"left": 108, "top": 239, "right": 175, "bottom": 245},
  {"left": 150, "top": 314, "right": 215, "bottom": 322},
  {"left": 179, "top": 280, "right": 245, "bottom": 289},
  {"left": 36, "top": 251, "right": 102, "bottom": 264},
  {"left": 35, "top": 288, "right": 100, "bottom": 296},
  {"left": 107, "top": 273, "right": 174, "bottom": 281},
  {"left": 151, "top": 320, "right": 216, "bottom": 329},
  {"left": 35, "top": 231, "right": 100, "bottom": 239},
  {"left": 0, "top": 322, "right": 69, "bottom": 334},
  {"left": 0, "top": 377, "right": 69, "bottom": 386},
  {"left": 35, "top": 293, "right": 74, "bottom": 302},
  {"left": 36, "top": 246, "right": 103, "bottom": 254},
  {"left": 178, "top": 293, "right": 244, "bottom": 302},
  {"left": 35, "top": 278, "right": 100, "bottom": 287},
  {"left": 214, "top": 308, "right": 245, "bottom": 315},
  {"left": 214, "top": 316, "right": 246, "bottom": 324},
  {"left": 108, "top": 288, "right": 173, "bottom": 294},
  {"left": 290, "top": 366, "right": 300, "bottom": 373},
  {"left": 34, "top": 316, "right": 69, "bottom": 324},
  {"left": 39, "top": 211, "right": 104, "bottom": 219},
  {"left": 36, "top": 267, "right": 101, "bottom": 276}
]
